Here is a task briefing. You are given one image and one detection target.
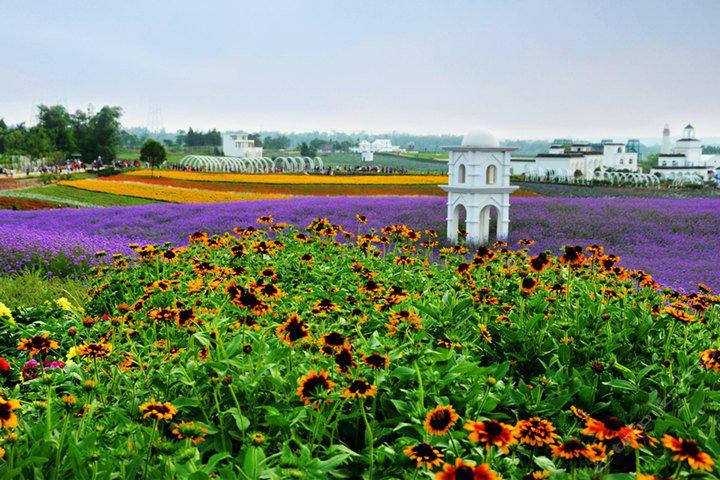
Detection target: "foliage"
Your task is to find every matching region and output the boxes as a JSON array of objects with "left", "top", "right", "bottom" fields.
[
  {"left": 0, "top": 220, "right": 718, "bottom": 478},
  {"left": 0, "top": 271, "right": 86, "bottom": 308},
  {"left": 299, "top": 141, "right": 318, "bottom": 157},
  {"left": 177, "top": 128, "right": 222, "bottom": 147},
  {"left": 0, "top": 105, "right": 123, "bottom": 162},
  {"left": 139, "top": 139, "right": 167, "bottom": 175}
]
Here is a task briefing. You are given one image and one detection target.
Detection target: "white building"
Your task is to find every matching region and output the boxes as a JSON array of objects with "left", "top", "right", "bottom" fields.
[
  {"left": 440, "top": 129, "right": 517, "bottom": 245},
  {"left": 651, "top": 124, "right": 720, "bottom": 182},
  {"left": 221, "top": 132, "right": 263, "bottom": 158},
  {"left": 350, "top": 139, "right": 404, "bottom": 153},
  {"left": 511, "top": 138, "right": 640, "bottom": 179}
]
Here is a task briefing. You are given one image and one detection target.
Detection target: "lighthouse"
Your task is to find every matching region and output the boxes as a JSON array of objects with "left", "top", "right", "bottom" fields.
[
  {"left": 661, "top": 124, "right": 671, "bottom": 154},
  {"left": 440, "top": 129, "right": 518, "bottom": 245}
]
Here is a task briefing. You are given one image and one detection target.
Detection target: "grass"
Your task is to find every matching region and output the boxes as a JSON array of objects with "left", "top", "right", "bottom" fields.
[
  {"left": 23, "top": 185, "right": 157, "bottom": 206},
  {"left": 0, "top": 271, "right": 87, "bottom": 308}
]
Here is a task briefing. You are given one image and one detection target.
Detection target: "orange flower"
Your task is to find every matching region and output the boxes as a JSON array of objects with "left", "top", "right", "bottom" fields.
[
  {"left": 404, "top": 442, "right": 444, "bottom": 470},
  {"left": 0, "top": 396, "right": 21, "bottom": 429},
  {"left": 662, "top": 434, "right": 715, "bottom": 472},
  {"left": 139, "top": 398, "right": 178, "bottom": 421},
  {"left": 515, "top": 418, "right": 559, "bottom": 447},
  {"left": 435, "top": 459, "right": 499, "bottom": 480},
  {"left": 424, "top": 405, "right": 459, "bottom": 436},
  {"left": 581, "top": 417, "right": 640, "bottom": 448},
  {"left": 17, "top": 333, "right": 58, "bottom": 357},
  {"left": 343, "top": 379, "right": 377, "bottom": 399},
  {"left": 465, "top": 419, "right": 517, "bottom": 453},
  {"left": 276, "top": 313, "right": 310, "bottom": 345},
  {"left": 583, "top": 442, "right": 610, "bottom": 462},
  {"left": 664, "top": 306, "right": 695, "bottom": 323},
  {"left": 699, "top": 349, "right": 720, "bottom": 371},
  {"left": 296, "top": 369, "right": 335, "bottom": 406},
  {"left": 551, "top": 439, "right": 587, "bottom": 460}
]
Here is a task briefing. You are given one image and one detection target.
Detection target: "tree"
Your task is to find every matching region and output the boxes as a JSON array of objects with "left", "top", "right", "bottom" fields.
[
  {"left": 140, "top": 139, "right": 166, "bottom": 176},
  {"left": 299, "top": 142, "right": 317, "bottom": 157},
  {"left": 71, "top": 106, "right": 123, "bottom": 162},
  {"left": 37, "top": 105, "right": 75, "bottom": 155}
]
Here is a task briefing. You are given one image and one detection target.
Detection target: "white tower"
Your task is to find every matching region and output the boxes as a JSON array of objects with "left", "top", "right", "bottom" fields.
[
  {"left": 440, "top": 129, "right": 518, "bottom": 245},
  {"left": 661, "top": 124, "right": 671, "bottom": 154}
]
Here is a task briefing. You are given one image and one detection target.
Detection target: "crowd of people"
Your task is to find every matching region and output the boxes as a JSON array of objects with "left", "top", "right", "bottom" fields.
[{"left": 0, "top": 159, "right": 141, "bottom": 178}]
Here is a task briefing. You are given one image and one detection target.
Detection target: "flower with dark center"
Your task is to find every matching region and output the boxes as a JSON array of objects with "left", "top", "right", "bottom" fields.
[
  {"left": 362, "top": 353, "right": 389, "bottom": 369},
  {"left": 403, "top": 442, "right": 443, "bottom": 470},
  {"left": 515, "top": 418, "right": 558, "bottom": 447},
  {"left": 139, "top": 398, "right": 178, "bottom": 421},
  {"left": 296, "top": 369, "right": 335, "bottom": 406},
  {"left": 551, "top": 439, "right": 587, "bottom": 459},
  {"left": 465, "top": 419, "right": 517, "bottom": 453},
  {"left": 276, "top": 313, "right": 310, "bottom": 345},
  {"left": 662, "top": 434, "right": 715, "bottom": 471},
  {"left": 343, "top": 379, "right": 376, "bottom": 398},
  {"left": 424, "top": 405, "right": 459, "bottom": 436}
]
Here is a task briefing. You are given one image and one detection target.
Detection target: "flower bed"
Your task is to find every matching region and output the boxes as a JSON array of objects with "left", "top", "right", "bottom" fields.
[
  {"left": 101, "top": 174, "right": 541, "bottom": 198},
  {"left": 0, "top": 196, "right": 61, "bottom": 210},
  {"left": 58, "top": 179, "right": 291, "bottom": 203},
  {"left": 126, "top": 169, "right": 448, "bottom": 185},
  {"left": 0, "top": 220, "right": 718, "bottom": 478},
  {"left": 0, "top": 196, "right": 718, "bottom": 290}
]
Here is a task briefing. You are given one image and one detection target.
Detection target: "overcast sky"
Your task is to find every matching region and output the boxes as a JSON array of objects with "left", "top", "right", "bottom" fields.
[{"left": 2, "top": 1, "right": 719, "bottom": 139}]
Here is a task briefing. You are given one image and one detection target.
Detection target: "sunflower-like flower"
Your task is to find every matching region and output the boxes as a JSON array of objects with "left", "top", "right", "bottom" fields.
[
  {"left": 528, "top": 252, "right": 550, "bottom": 272},
  {"left": 700, "top": 349, "right": 720, "bottom": 371},
  {"left": 343, "top": 379, "right": 377, "bottom": 398},
  {"left": 0, "top": 396, "right": 21, "bottom": 429},
  {"left": 520, "top": 277, "right": 538, "bottom": 295},
  {"left": 404, "top": 442, "right": 444, "bottom": 470},
  {"left": 465, "top": 419, "right": 517, "bottom": 453},
  {"left": 355, "top": 214, "right": 367, "bottom": 224},
  {"left": 172, "top": 420, "right": 207, "bottom": 444},
  {"left": 435, "top": 459, "right": 499, "bottom": 480},
  {"left": 515, "top": 417, "right": 558, "bottom": 447},
  {"left": 551, "top": 439, "right": 587, "bottom": 460},
  {"left": 664, "top": 306, "right": 695, "bottom": 323},
  {"left": 661, "top": 434, "right": 715, "bottom": 472},
  {"left": 320, "top": 331, "right": 347, "bottom": 350},
  {"left": 296, "top": 369, "right": 335, "bottom": 406},
  {"left": 17, "top": 333, "right": 58, "bottom": 357},
  {"left": 257, "top": 215, "right": 274, "bottom": 224},
  {"left": 139, "top": 398, "right": 178, "bottom": 421},
  {"left": 312, "top": 298, "right": 339, "bottom": 315},
  {"left": 276, "top": 313, "right": 310, "bottom": 345},
  {"left": 75, "top": 342, "right": 113, "bottom": 360},
  {"left": 425, "top": 405, "right": 459, "bottom": 436},
  {"left": 583, "top": 442, "right": 610, "bottom": 462},
  {"left": 362, "top": 353, "right": 389, "bottom": 369},
  {"left": 581, "top": 416, "right": 640, "bottom": 448}
]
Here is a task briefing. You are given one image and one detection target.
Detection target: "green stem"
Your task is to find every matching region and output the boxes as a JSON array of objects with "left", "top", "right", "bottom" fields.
[{"left": 359, "top": 399, "right": 374, "bottom": 480}]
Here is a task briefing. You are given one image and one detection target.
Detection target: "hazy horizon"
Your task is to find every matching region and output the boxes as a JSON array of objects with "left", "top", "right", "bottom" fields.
[{"left": 3, "top": 1, "right": 720, "bottom": 138}]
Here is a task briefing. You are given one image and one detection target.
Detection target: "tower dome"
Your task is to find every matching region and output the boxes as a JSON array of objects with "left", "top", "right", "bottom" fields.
[{"left": 462, "top": 129, "right": 500, "bottom": 148}]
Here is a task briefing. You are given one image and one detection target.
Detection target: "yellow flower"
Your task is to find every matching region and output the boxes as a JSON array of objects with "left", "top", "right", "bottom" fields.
[
  {"left": 0, "top": 302, "right": 14, "bottom": 324},
  {"left": 58, "top": 179, "right": 290, "bottom": 203},
  {"left": 55, "top": 297, "right": 73, "bottom": 311},
  {"left": 125, "top": 169, "right": 447, "bottom": 186}
]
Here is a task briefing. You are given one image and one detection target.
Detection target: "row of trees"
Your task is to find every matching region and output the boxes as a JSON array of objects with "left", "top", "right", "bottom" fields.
[{"left": 0, "top": 105, "right": 123, "bottom": 162}]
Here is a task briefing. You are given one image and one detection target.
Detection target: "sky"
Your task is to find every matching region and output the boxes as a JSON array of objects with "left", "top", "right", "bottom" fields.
[{"left": 2, "top": 0, "right": 720, "bottom": 139}]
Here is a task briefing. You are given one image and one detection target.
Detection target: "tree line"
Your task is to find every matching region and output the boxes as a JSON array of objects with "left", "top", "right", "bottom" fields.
[{"left": 0, "top": 105, "right": 123, "bottom": 162}]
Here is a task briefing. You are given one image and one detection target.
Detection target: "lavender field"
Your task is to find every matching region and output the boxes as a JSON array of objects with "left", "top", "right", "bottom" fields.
[{"left": 2, "top": 196, "right": 719, "bottom": 291}]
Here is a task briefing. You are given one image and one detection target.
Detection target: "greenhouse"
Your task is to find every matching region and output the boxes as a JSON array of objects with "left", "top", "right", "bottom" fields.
[{"left": 173, "top": 155, "right": 324, "bottom": 173}]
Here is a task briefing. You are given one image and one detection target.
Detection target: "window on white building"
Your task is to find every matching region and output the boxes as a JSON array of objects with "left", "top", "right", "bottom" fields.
[
  {"left": 486, "top": 164, "right": 497, "bottom": 185},
  {"left": 457, "top": 164, "right": 466, "bottom": 184}
]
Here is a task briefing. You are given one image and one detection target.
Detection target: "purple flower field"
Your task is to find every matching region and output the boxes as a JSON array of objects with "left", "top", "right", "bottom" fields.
[{"left": 1, "top": 196, "right": 719, "bottom": 291}]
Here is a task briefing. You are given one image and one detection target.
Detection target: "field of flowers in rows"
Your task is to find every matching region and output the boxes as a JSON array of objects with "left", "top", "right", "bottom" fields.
[
  {"left": 57, "top": 179, "right": 290, "bottom": 203},
  {"left": 126, "top": 170, "right": 449, "bottom": 185},
  {"left": 0, "top": 218, "right": 718, "bottom": 478},
  {"left": 1, "top": 196, "right": 718, "bottom": 291}
]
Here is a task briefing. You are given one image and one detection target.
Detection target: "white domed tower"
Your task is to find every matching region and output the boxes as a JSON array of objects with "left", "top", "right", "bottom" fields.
[{"left": 440, "top": 129, "right": 518, "bottom": 245}]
